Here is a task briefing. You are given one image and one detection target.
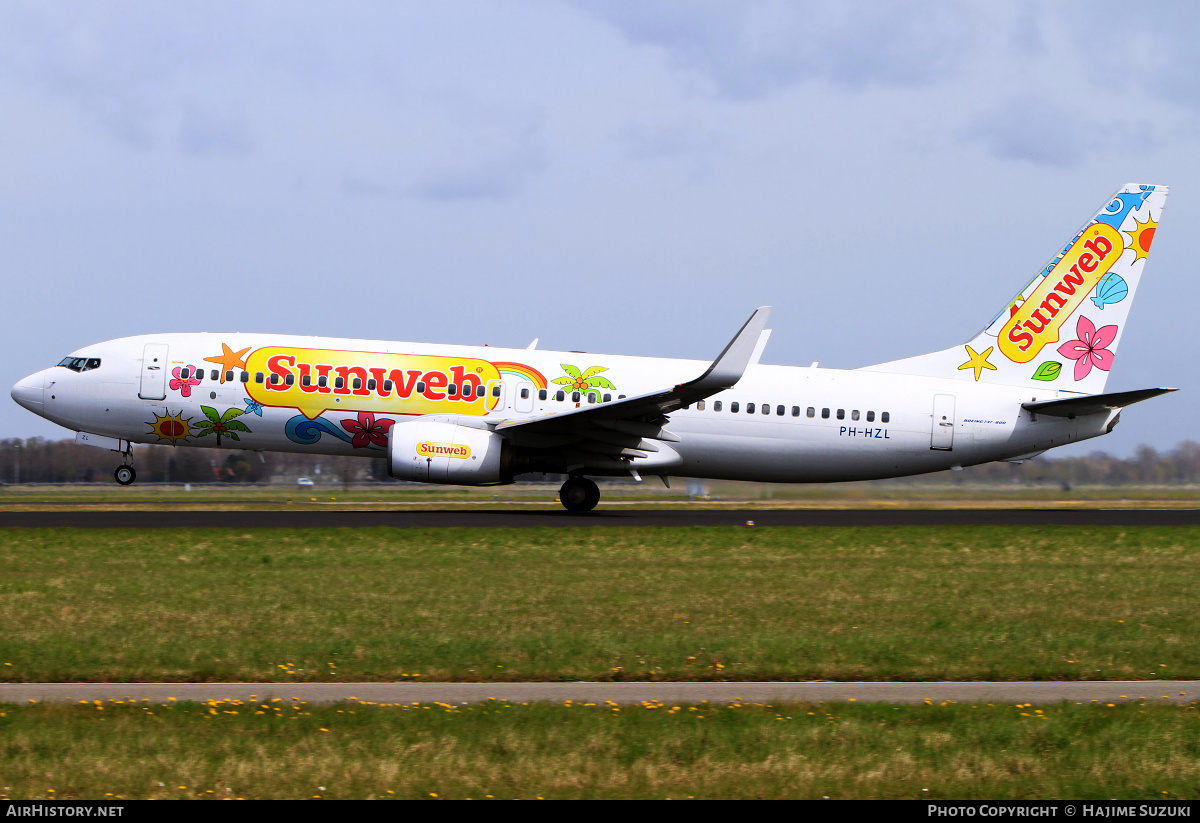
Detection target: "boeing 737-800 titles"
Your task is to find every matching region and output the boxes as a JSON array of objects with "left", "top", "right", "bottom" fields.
[{"left": 10, "top": 185, "right": 1176, "bottom": 511}]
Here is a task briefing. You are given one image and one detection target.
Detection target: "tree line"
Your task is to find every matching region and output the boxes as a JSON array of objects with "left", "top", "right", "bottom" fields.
[{"left": 0, "top": 436, "right": 1198, "bottom": 485}]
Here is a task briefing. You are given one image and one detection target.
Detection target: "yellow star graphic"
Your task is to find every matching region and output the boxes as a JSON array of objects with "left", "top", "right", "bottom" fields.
[
  {"left": 203, "top": 344, "right": 252, "bottom": 383},
  {"left": 957, "top": 344, "right": 997, "bottom": 381}
]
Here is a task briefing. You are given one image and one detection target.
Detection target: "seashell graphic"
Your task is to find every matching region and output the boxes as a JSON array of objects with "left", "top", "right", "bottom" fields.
[
  {"left": 1031, "top": 361, "right": 1062, "bottom": 382},
  {"left": 1091, "top": 273, "right": 1128, "bottom": 310}
]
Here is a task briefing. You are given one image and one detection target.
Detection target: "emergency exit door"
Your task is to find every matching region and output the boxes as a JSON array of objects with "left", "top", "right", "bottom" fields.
[
  {"left": 138, "top": 344, "right": 169, "bottom": 400},
  {"left": 931, "top": 394, "right": 956, "bottom": 451}
]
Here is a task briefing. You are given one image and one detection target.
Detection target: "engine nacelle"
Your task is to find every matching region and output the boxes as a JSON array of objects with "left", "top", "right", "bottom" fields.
[{"left": 387, "top": 419, "right": 509, "bottom": 485}]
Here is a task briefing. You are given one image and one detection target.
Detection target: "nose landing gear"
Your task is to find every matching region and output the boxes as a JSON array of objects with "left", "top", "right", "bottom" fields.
[
  {"left": 558, "top": 476, "right": 600, "bottom": 513},
  {"left": 114, "top": 447, "right": 136, "bottom": 486}
]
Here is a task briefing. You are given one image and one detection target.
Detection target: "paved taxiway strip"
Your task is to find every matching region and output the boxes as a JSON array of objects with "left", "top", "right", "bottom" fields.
[
  {"left": 1, "top": 509, "right": 1199, "bottom": 528},
  {"left": 2, "top": 681, "right": 1196, "bottom": 705}
]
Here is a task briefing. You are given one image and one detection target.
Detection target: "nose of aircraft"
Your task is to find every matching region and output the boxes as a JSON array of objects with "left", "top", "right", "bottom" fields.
[{"left": 11, "top": 370, "right": 46, "bottom": 413}]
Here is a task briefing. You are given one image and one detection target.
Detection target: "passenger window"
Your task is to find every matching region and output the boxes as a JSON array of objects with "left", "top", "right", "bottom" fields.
[
  {"left": 881, "top": 411, "right": 890, "bottom": 423},
  {"left": 491, "top": 385, "right": 501, "bottom": 398},
  {"left": 417, "top": 381, "right": 427, "bottom": 393},
  {"left": 807, "top": 407, "right": 815, "bottom": 418},
  {"left": 210, "top": 370, "right": 219, "bottom": 381},
  {"left": 520, "top": 388, "right": 530, "bottom": 399},
  {"left": 181, "top": 368, "right": 191, "bottom": 379},
  {"left": 318, "top": 375, "right": 328, "bottom": 388},
  {"left": 225, "top": 371, "right": 234, "bottom": 382},
  {"left": 384, "top": 380, "right": 394, "bottom": 392},
  {"left": 588, "top": 392, "right": 597, "bottom": 404},
  {"left": 603, "top": 393, "right": 612, "bottom": 402},
  {"left": 866, "top": 410, "right": 875, "bottom": 422},
  {"left": 836, "top": 409, "right": 844, "bottom": 420},
  {"left": 255, "top": 373, "right": 264, "bottom": 384},
  {"left": 538, "top": 389, "right": 547, "bottom": 401},
  {"left": 746, "top": 403, "right": 755, "bottom": 414},
  {"left": 821, "top": 408, "right": 829, "bottom": 419},
  {"left": 478, "top": 385, "right": 487, "bottom": 398},
  {"left": 269, "top": 374, "right": 280, "bottom": 385},
  {"left": 762, "top": 404, "right": 770, "bottom": 415},
  {"left": 731, "top": 402, "right": 740, "bottom": 413},
  {"left": 286, "top": 374, "right": 296, "bottom": 386},
  {"left": 776, "top": 405, "right": 784, "bottom": 416},
  {"left": 792, "top": 406, "right": 800, "bottom": 417},
  {"left": 350, "top": 377, "right": 360, "bottom": 390},
  {"left": 448, "top": 383, "right": 458, "bottom": 397},
  {"left": 241, "top": 371, "right": 250, "bottom": 384},
  {"left": 368, "top": 379, "right": 377, "bottom": 391},
  {"left": 713, "top": 401, "right": 722, "bottom": 411},
  {"left": 194, "top": 370, "right": 203, "bottom": 382},
  {"left": 572, "top": 392, "right": 581, "bottom": 402},
  {"left": 555, "top": 390, "right": 565, "bottom": 401},
  {"left": 851, "top": 410, "right": 859, "bottom": 421},
  {"left": 696, "top": 400, "right": 705, "bottom": 411},
  {"left": 618, "top": 394, "right": 626, "bottom": 399}
]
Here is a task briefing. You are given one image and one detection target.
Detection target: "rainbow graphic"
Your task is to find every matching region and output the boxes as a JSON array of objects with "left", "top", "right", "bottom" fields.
[{"left": 491, "top": 361, "right": 547, "bottom": 388}]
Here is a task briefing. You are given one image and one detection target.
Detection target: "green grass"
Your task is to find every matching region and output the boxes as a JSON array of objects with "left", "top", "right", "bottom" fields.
[
  {"left": 1, "top": 526, "right": 1198, "bottom": 683},
  {"left": 1, "top": 699, "right": 1197, "bottom": 799}
]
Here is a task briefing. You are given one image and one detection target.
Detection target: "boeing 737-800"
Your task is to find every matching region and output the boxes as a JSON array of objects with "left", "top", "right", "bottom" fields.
[{"left": 10, "top": 184, "right": 1175, "bottom": 511}]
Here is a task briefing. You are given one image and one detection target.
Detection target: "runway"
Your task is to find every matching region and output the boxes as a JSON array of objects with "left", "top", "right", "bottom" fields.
[
  {"left": 2, "top": 681, "right": 1196, "bottom": 705},
  {"left": 0, "top": 508, "right": 1199, "bottom": 528}
]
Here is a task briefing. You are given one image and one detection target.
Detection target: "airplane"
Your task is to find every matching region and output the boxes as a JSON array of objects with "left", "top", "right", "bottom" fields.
[{"left": 10, "top": 184, "right": 1175, "bottom": 512}]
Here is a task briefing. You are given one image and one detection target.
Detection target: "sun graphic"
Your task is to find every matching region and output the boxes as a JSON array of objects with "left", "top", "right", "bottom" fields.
[
  {"left": 1126, "top": 213, "right": 1157, "bottom": 261},
  {"left": 148, "top": 410, "right": 193, "bottom": 444}
]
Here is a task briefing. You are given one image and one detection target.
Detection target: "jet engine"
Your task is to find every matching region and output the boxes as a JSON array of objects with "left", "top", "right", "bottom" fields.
[{"left": 387, "top": 418, "right": 510, "bottom": 485}]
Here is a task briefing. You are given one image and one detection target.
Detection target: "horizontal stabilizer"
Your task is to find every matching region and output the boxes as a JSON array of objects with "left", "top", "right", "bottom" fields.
[{"left": 1022, "top": 387, "right": 1176, "bottom": 418}]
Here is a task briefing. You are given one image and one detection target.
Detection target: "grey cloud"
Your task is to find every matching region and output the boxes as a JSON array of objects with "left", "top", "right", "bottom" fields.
[
  {"left": 618, "top": 116, "right": 729, "bottom": 162},
  {"left": 344, "top": 103, "right": 549, "bottom": 202},
  {"left": 1071, "top": 2, "right": 1200, "bottom": 112},
  {"left": 964, "top": 95, "right": 1095, "bottom": 166},
  {"left": 570, "top": 0, "right": 973, "bottom": 99},
  {"left": 178, "top": 100, "right": 254, "bottom": 157}
]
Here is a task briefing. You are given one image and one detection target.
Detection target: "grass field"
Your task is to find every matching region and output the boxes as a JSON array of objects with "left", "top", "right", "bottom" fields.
[
  {"left": 2, "top": 526, "right": 1198, "bottom": 683},
  {"left": 1, "top": 699, "right": 1197, "bottom": 799}
]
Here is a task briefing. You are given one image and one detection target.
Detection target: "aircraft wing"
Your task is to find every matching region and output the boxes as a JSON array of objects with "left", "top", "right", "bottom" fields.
[
  {"left": 1022, "top": 387, "right": 1177, "bottom": 418},
  {"left": 493, "top": 307, "right": 770, "bottom": 464}
]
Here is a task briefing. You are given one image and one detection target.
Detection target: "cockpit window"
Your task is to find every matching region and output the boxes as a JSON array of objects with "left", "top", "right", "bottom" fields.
[{"left": 57, "top": 357, "right": 101, "bottom": 373}]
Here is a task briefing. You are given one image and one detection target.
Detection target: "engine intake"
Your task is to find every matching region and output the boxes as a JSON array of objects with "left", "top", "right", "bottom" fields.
[{"left": 387, "top": 419, "right": 510, "bottom": 485}]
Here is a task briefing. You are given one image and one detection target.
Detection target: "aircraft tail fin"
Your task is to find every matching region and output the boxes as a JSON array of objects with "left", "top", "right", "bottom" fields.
[{"left": 862, "top": 184, "right": 1168, "bottom": 394}]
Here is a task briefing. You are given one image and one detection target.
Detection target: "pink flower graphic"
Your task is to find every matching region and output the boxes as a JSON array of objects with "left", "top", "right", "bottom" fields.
[
  {"left": 1057, "top": 315, "right": 1117, "bottom": 381},
  {"left": 340, "top": 412, "right": 395, "bottom": 449},
  {"left": 169, "top": 365, "right": 202, "bottom": 397}
]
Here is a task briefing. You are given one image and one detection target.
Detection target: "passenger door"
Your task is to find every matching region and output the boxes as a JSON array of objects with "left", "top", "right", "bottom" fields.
[
  {"left": 930, "top": 394, "right": 955, "bottom": 450},
  {"left": 138, "top": 344, "right": 169, "bottom": 400}
]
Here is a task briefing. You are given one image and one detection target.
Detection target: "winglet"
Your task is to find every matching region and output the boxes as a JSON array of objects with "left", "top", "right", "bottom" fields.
[{"left": 683, "top": 306, "right": 771, "bottom": 392}]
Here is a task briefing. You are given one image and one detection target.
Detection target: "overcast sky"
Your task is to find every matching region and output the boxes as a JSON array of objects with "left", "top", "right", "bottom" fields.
[{"left": 2, "top": 1, "right": 1197, "bottom": 456}]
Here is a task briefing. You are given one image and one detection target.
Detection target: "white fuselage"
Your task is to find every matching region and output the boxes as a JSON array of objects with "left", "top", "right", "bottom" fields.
[{"left": 12, "top": 332, "right": 1113, "bottom": 483}]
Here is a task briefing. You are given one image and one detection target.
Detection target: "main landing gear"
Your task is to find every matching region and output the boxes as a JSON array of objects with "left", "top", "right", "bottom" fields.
[
  {"left": 559, "top": 476, "right": 600, "bottom": 513},
  {"left": 114, "top": 448, "right": 136, "bottom": 486}
]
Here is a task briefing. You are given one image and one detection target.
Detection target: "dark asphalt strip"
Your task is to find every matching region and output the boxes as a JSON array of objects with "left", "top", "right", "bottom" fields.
[{"left": 1, "top": 508, "right": 1199, "bottom": 528}]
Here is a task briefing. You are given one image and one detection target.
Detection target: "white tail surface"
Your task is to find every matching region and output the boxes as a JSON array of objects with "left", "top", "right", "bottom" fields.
[{"left": 863, "top": 184, "right": 1168, "bottom": 394}]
